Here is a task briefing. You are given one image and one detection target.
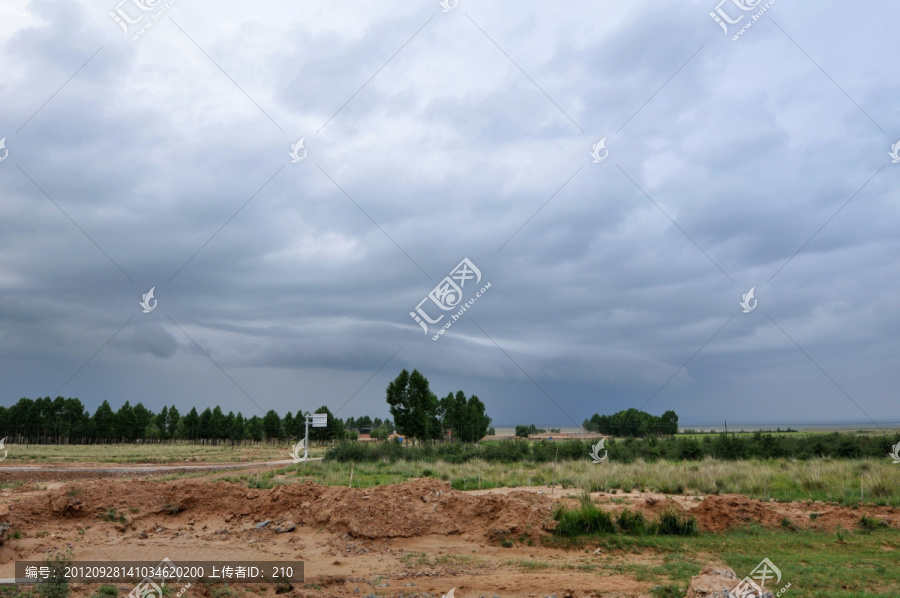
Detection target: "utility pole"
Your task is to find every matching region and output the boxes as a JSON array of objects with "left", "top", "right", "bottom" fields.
[{"left": 303, "top": 414, "right": 311, "bottom": 460}]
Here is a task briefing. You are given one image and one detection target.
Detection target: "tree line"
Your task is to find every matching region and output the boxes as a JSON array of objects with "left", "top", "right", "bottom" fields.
[
  {"left": 0, "top": 396, "right": 393, "bottom": 445},
  {"left": 0, "top": 367, "right": 490, "bottom": 445},
  {"left": 583, "top": 407, "right": 679, "bottom": 437}
]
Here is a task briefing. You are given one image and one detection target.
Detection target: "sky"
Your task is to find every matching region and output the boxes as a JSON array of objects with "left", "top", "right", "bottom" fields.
[{"left": 0, "top": 0, "right": 898, "bottom": 428}]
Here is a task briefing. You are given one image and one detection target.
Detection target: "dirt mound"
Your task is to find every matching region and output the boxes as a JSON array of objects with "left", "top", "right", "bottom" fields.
[
  {"left": 691, "top": 494, "right": 782, "bottom": 532},
  {"left": 21, "top": 478, "right": 554, "bottom": 543},
  {"left": 635, "top": 495, "right": 684, "bottom": 515}
]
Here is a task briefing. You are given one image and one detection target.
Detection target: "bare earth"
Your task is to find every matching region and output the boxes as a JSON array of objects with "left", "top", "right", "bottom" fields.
[{"left": 1, "top": 465, "right": 898, "bottom": 597}]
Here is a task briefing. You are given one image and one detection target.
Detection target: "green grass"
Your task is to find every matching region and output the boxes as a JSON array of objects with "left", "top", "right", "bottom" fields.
[
  {"left": 99, "top": 507, "right": 126, "bottom": 524},
  {"left": 257, "top": 456, "right": 900, "bottom": 505},
  {"left": 616, "top": 509, "right": 649, "bottom": 535},
  {"left": 553, "top": 500, "right": 697, "bottom": 538},
  {"left": 503, "top": 558, "right": 553, "bottom": 570},
  {"left": 575, "top": 525, "right": 900, "bottom": 597},
  {"left": 649, "top": 584, "right": 684, "bottom": 598},
  {"left": 90, "top": 585, "right": 118, "bottom": 598}
]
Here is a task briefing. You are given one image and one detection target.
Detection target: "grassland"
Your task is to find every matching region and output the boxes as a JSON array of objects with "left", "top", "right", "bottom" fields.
[
  {"left": 0, "top": 442, "right": 326, "bottom": 464},
  {"left": 269, "top": 457, "right": 900, "bottom": 506},
  {"left": 542, "top": 525, "right": 900, "bottom": 598}
]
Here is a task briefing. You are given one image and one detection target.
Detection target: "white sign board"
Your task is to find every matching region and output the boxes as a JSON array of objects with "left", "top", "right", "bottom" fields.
[{"left": 311, "top": 413, "right": 328, "bottom": 428}]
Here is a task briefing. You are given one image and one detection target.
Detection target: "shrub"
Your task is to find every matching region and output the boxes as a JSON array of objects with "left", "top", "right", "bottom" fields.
[
  {"left": 859, "top": 515, "right": 886, "bottom": 531},
  {"left": 652, "top": 510, "right": 698, "bottom": 536},
  {"left": 616, "top": 509, "right": 648, "bottom": 535},
  {"left": 100, "top": 507, "right": 126, "bottom": 524},
  {"left": 37, "top": 544, "right": 74, "bottom": 598},
  {"left": 553, "top": 497, "right": 616, "bottom": 537},
  {"left": 650, "top": 585, "right": 685, "bottom": 598}
]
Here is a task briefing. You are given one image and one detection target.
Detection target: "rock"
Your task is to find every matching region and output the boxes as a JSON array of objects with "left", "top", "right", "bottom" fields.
[
  {"left": 138, "top": 532, "right": 149, "bottom": 539},
  {"left": 685, "top": 564, "right": 739, "bottom": 598},
  {"left": 0, "top": 504, "right": 9, "bottom": 524},
  {"left": 542, "top": 519, "right": 558, "bottom": 532},
  {"left": 255, "top": 520, "right": 271, "bottom": 529},
  {"left": 0, "top": 523, "right": 9, "bottom": 545},
  {"left": 592, "top": 547, "right": 603, "bottom": 555},
  {"left": 274, "top": 521, "right": 295, "bottom": 533}
]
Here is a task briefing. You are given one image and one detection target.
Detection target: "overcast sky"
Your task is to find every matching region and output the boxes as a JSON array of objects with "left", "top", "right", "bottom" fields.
[{"left": 1, "top": 0, "right": 898, "bottom": 427}]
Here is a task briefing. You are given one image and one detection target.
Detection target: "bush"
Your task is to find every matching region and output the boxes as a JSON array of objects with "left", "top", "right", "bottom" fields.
[
  {"left": 616, "top": 509, "right": 648, "bottom": 535},
  {"left": 650, "top": 585, "right": 685, "bottom": 598},
  {"left": 553, "top": 495, "right": 615, "bottom": 537},
  {"left": 100, "top": 507, "right": 126, "bottom": 524},
  {"left": 91, "top": 586, "right": 118, "bottom": 598},
  {"left": 37, "top": 544, "right": 74, "bottom": 598},
  {"left": 858, "top": 515, "right": 887, "bottom": 531},
  {"left": 652, "top": 510, "right": 698, "bottom": 536}
]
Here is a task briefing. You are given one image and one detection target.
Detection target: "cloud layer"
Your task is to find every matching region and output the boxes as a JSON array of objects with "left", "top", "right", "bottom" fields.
[{"left": 1, "top": 0, "right": 898, "bottom": 426}]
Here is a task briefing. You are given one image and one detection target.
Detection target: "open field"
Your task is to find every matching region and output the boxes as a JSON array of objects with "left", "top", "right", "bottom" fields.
[
  {"left": 0, "top": 441, "right": 899, "bottom": 597},
  {"left": 0, "top": 444, "right": 328, "bottom": 465},
  {"left": 284, "top": 457, "right": 900, "bottom": 506}
]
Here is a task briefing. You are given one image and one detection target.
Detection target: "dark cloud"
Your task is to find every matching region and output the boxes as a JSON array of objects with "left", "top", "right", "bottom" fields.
[{"left": 0, "top": 0, "right": 898, "bottom": 427}]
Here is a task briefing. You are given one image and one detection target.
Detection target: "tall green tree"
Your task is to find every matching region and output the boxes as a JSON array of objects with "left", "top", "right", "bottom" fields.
[
  {"left": 262, "top": 410, "right": 282, "bottom": 440},
  {"left": 246, "top": 415, "right": 263, "bottom": 441},
  {"left": 156, "top": 406, "right": 170, "bottom": 440},
  {"left": 283, "top": 412, "right": 294, "bottom": 439},
  {"left": 231, "top": 412, "right": 246, "bottom": 441},
  {"left": 116, "top": 401, "right": 136, "bottom": 440},
  {"left": 92, "top": 401, "right": 116, "bottom": 441},
  {"left": 166, "top": 405, "right": 181, "bottom": 439},
  {"left": 223, "top": 411, "right": 235, "bottom": 441},
  {"left": 210, "top": 406, "right": 225, "bottom": 440},
  {"left": 386, "top": 369, "right": 439, "bottom": 444},
  {"left": 660, "top": 410, "right": 679, "bottom": 436},
  {"left": 183, "top": 407, "right": 200, "bottom": 440},
  {"left": 198, "top": 407, "right": 213, "bottom": 439}
]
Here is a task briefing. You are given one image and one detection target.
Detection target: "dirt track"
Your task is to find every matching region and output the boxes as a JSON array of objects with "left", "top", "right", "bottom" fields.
[
  {"left": 1, "top": 471, "right": 898, "bottom": 597},
  {"left": 0, "top": 459, "right": 322, "bottom": 483}
]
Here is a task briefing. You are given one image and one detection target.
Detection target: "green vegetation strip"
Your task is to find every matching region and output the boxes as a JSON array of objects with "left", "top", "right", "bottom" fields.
[
  {"left": 326, "top": 432, "right": 900, "bottom": 464},
  {"left": 305, "top": 456, "right": 900, "bottom": 506},
  {"left": 565, "top": 526, "right": 900, "bottom": 598}
]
